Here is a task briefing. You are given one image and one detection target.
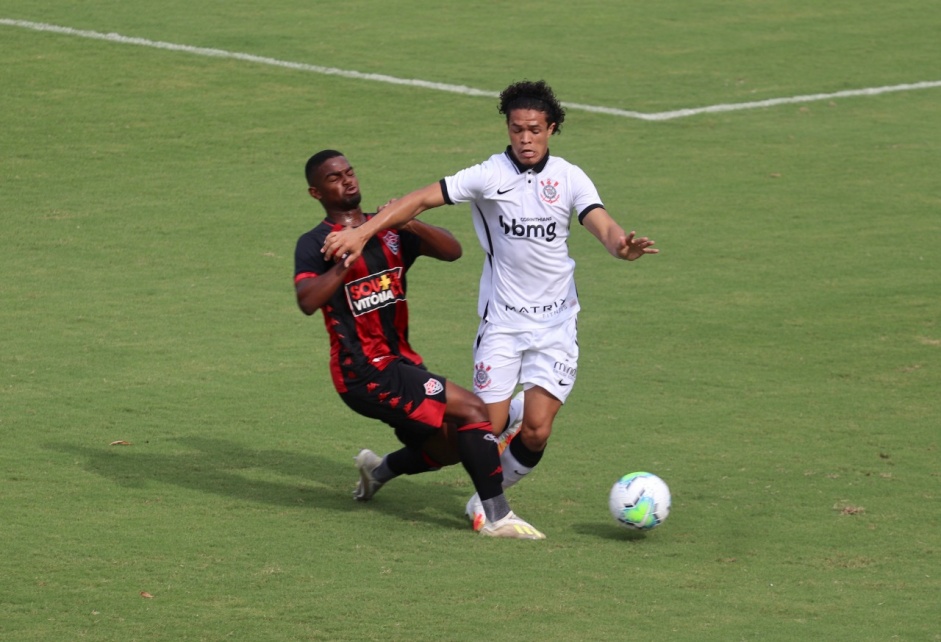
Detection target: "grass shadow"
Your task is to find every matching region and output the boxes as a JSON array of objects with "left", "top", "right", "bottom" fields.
[
  {"left": 48, "top": 436, "right": 469, "bottom": 530},
  {"left": 572, "top": 521, "right": 653, "bottom": 542}
]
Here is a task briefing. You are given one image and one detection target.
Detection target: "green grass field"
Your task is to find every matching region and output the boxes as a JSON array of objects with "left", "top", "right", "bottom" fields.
[{"left": 2, "top": 2, "right": 939, "bottom": 640}]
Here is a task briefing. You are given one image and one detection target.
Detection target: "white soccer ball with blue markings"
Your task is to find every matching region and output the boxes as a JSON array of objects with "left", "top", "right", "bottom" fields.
[{"left": 609, "top": 472, "right": 671, "bottom": 530}]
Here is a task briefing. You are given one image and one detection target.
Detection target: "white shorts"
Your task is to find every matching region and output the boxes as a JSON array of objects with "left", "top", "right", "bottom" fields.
[{"left": 471, "top": 316, "right": 579, "bottom": 404}]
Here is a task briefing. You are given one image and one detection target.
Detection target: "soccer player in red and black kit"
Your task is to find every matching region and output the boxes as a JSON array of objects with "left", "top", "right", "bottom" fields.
[{"left": 294, "top": 150, "right": 544, "bottom": 539}]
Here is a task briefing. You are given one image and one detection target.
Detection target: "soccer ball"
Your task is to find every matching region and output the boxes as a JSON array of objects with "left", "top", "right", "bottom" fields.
[{"left": 609, "top": 472, "right": 671, "bottom": 530}]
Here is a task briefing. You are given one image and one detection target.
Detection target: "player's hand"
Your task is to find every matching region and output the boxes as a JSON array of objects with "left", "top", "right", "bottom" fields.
[
  {"left": 617, "top": 231, "right": 658, "bottom": 261},
  {"left": 322, "top": 227, "right": 365, "bottom": 267}
]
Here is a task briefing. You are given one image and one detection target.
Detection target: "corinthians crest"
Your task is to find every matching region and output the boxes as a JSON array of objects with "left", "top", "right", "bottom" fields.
[
  {"left": 473, "top": 361, "right": 492, "bottom": 390},
  {"left": 540, "top": 179, "right": 560, "bottom": 204}
]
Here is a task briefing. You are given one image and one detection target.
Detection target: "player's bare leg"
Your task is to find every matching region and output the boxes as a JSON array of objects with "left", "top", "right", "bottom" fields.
[
  {"left": 486, "top": 397, "right": 512, "bottom": 437},
  {"left": 499, "top": 386, "right": 559, "bottom": 487}
]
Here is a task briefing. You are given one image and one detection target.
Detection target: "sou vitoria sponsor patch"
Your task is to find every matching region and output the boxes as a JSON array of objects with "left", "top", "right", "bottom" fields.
[{"left": 345, "top": 267, "right": 406, "bottom": 316}]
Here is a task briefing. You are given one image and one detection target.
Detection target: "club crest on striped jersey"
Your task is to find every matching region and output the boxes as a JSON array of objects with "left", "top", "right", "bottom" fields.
[
  {"left": 540, "top": 179, "right": 560, "bottom": 204},
  {"left": 344, "top": 267, "right": 405, "bottom": 316},
  {"left": 380, "top": 229, "right": 400, "bottom": 255},
  {"left": 423, "top": 378, "right": 444, "bottom": 396}
]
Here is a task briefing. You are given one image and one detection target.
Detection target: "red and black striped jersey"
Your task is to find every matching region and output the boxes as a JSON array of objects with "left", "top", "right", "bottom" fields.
[{"left": 294, "top": 216, "right": 424, "bottom": 393}]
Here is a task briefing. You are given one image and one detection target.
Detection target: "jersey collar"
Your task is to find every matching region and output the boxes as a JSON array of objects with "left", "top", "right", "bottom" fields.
[{"left": 504, "top": 145, "right": 551, "bottom": 174}]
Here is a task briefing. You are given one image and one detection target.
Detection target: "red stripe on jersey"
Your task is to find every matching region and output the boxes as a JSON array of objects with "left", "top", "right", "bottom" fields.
[
  {"left": 376, "top": 229, "right": 424, "bottom": 366},
  {"left": 295, "top": 272, "right": 318, "bottom": 284},
  {"left": 325, "top": 311, "right": 348, "bottom": 393},
  {"left": 323, "top": 248, "right": 373, "bottom": 391}
]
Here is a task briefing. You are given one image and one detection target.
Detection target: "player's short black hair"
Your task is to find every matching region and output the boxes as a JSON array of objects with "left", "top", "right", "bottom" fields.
[
  {"left": 499, "top": 80, "right": 565, "bottom": 134},
  {"left": 305, "top": 149, "right": 344, "bottom": 186}
]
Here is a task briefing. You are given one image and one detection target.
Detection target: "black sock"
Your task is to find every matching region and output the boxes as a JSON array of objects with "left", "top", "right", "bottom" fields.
[
  {"left": 382, "top": 447, "right": 438, "bottom": 481},
  {"left": 455, "top": 421, "right": 503, "bottom": 501},
  {"left": 509, "top": 433, "right": 545, "bottom": 469}
]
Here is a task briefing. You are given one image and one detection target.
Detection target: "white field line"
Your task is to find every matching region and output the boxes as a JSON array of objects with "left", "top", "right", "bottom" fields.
[{"left": 4, "top": 18, "right": 940, "bottom": 122}]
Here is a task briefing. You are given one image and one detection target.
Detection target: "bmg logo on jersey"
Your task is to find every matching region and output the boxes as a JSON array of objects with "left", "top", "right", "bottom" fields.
[
  {"left": 345, "top": 267, "right": 405, "bottom": 316},
  {"left": 499, "top": 215, "right": 557, "bottom": 242}
]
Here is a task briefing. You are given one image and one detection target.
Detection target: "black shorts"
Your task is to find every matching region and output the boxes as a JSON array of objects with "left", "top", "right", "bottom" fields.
[{"left": 339, "top": 359, "right": 448, "bottom": 449}]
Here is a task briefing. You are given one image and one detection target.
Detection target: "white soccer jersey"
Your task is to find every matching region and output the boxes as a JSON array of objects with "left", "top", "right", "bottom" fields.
[{"left": 441, "top": 147, "right": 604, "bottom": 329}]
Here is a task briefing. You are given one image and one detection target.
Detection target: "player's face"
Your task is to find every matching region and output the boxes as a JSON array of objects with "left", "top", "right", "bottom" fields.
[
  {"left": 309, "top": 156, "right": 362, "bottom": 210},
  {"left": 506, "top": 109, "right": 556, "bottom": 167}
]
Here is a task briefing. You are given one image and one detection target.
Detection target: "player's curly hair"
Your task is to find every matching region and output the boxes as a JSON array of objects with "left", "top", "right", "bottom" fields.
[{"left": 499, "top": 80, "right": 565, "bottom": 134}]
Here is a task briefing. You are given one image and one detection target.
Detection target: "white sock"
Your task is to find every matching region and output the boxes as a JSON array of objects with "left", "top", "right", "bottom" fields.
[
  {"left": 505, "top": 390, "right": 524, "bottom": 432},
  {"left": 499, "top": 443, "right": 531, "bottom": 490}
]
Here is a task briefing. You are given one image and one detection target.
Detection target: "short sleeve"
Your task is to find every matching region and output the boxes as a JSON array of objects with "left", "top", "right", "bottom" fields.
[
  {"left": 294, "top": 228, "right": 330, "bottom": 282},
  {"left": 442, "top": 160, "right": 496, "bottom": 204}
]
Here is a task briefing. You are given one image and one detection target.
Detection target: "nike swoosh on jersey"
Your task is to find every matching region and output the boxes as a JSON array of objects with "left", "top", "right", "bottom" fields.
[{"left": 496, "top": 187, "right": 515, "bottom": 195}]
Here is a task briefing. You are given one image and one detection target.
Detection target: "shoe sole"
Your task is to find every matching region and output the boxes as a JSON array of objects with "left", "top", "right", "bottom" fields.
[{"left": 480, "top": 524, "right": 546, "bottom": 540}]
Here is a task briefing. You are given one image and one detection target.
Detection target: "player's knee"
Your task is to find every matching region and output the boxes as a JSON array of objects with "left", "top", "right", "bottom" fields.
[
  {"left": 466, "top": 395, "right": 490, "bottom": 425},
  {"left": 449, "top": 390, "right": 490, "bottom": 427},
  {"left": 521, "top": 422, "right": 551, "bottom": 451},
  {"left": 446, "top": 382, "right": 491, "bottom": 425}
]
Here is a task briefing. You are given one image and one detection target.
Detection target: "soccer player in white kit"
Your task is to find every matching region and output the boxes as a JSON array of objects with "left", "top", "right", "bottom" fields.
[{"left": 323, "top": 80, "right": 658, "bottom": 536}]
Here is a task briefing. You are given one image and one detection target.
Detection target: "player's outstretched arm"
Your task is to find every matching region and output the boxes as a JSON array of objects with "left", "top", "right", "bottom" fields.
[
  {"left": 323, "top": 183, "right": 446, "bottom": 266},
  {"left": 378, "top": 197, "right": 462, "bottom": 262},
  {"left": 582, "top": 208, "right": 658, "bottom": 261}
]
